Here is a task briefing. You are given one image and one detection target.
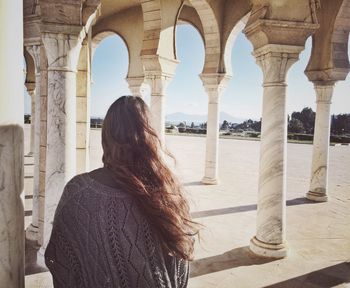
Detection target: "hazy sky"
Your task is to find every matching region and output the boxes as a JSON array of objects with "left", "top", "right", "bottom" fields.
[{"left": 24, "top": 24, "right": 349, "bottom": 119}]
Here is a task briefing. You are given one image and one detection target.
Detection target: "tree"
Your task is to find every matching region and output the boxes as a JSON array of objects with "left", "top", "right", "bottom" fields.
[
  {"left": 251, "top": 120, "right": 261, "bottom": 132},
  {"left": 291, "top": 107, "right": 315, "bottom": 134},
  {"left": 24, "top": 114, "right": 31, "bottom": 124},
  {"left": 221, "top": 120, "right": 229, "bottom": 130},
  {"left": 331, "top": 114, "right": 350, "bottom": 135},
  {"left": 288, "top": 118, "right": 305, "bottom": 133},
  {"left": 235, "top": 119, "right": 261, "bottom": 132}
]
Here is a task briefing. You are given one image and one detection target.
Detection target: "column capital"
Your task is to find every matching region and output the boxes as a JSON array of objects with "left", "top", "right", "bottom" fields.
[
  {"left": 25, "top": 82, "right": 36, "bottom": 96},
  {"left": 126, "top": 76, "right": 146, "bottom": 98},
  {"left": 200, "top": 73, "right": 231, "bottom": 89},
  {"left": 141, "top": 55, "right": 179, "bottom": 79},
  {"left": 26, "top": 45, "right": 41, "bottom": 75},
  {"left": 314, "top": 84, "right": 334, "bottom": 104},
  {"left": 305, "top": 69, "right": 349, "bottom": 84},
  {"left": 145, "top": 74, "right": 171, "bottom": 96},
  {"left": 42, "top": 31, "right": 86, "bottom": 72},
  {"left": 27, "top": 89, "right": 35, "bottom": 99},
  {"left": 200, "top": 73, "right": 231, "bottom": 102},
  {"left": 243, "top": 8, "right": 319, "bottom": 50},
  {"left": 253, "top": 44, "right": 304, "bottom": 85}
]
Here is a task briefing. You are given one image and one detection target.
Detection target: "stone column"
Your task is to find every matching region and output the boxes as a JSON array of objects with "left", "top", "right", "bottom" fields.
[
  {"left": 142, "top": 56, "right": 178, "bottom": 144},
  {"left": 249, "top": 45, "right": 303, "bottom": 258},
  {"left": 201, "top": 74, "right": 230, "bottom": 185},
  {"left": 307, "top": 84, "right": 334, "bottom": 202},
  {"left": 37, "top": 32, "right": 84, "bottom": 266},
  {"left": 37, "top": 46, "right": 48, "bottom": 247},
  {"left": 127, "top": 76, "right": 146, "bottom": 99},
  {"left": 26, "top": 45, "right": 41, "bottom": 241},
  {"left": 148, "top": 75, "right": 171, "bottom": 144},
  {"left": 76, "top": 41, "right": 91, "bottom": 174},
  {"left": 0, "top": 0, "right": 24, "bottom": 286}
]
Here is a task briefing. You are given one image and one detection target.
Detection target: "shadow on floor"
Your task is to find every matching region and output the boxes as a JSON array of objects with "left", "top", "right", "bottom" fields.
[
  {"left": 183, "top": 181, "right": 205, "bottom": 187},
  {"left": 25, "top": 238, "right": 48, "bottom": 276},
  {"left": 190, "top": 246, "right": 275, "bottom": 278},
  {"left": 264, "top": 262, "right": 350, "bottom": 288},
  {"left": 191, "top": 197, "right": 317, "bottom": 219}
]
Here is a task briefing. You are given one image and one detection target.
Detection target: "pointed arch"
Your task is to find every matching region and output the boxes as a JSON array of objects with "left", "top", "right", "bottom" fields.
[
  {"left": 24, "top": 48, "right": 36, "bottom": 86},
  {"left": 188, "top": 0, "right": 221, "bottom": 73},
  {"left": 222, "top": 13, "right": 250, "bottom": 76}
]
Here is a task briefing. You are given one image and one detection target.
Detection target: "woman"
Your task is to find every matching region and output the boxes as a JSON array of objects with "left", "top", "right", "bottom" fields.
[{"left": 45, "top": 96, "right": 199, "bottom": 288}]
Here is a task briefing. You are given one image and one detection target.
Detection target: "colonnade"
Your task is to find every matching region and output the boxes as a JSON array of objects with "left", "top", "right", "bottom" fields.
[{"left": 1, "top": 0, "right": 349, "bottom": 286}]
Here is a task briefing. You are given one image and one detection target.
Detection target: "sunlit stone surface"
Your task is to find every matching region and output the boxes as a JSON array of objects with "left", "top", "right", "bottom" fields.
[
  {"left": 307, "top": 84, "right": 334, "bottom": 202},
  {"left": 24, "top": 126, "right": 350, "bottom": 288}
]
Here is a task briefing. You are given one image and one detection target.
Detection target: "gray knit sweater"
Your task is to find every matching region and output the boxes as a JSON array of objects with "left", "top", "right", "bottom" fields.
[{"left": 45, "top": 173, "right": 189, "bottom": 288}]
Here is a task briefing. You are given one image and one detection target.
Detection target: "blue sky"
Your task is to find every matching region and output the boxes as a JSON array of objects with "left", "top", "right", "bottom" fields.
[{"left": 24, "top": 24, "right": 349, "bottom": 120}]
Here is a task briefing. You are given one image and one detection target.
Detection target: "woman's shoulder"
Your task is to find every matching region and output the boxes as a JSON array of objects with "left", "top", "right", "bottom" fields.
[
  {"left": 55, "top": 172, "right": 132, "bottom": 219},
  {"left": 63, "top": 172, "right": 131, "bottom": 200}
]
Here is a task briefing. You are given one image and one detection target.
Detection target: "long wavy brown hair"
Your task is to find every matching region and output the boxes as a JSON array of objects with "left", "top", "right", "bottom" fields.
[{"left": 102, "top": 95, "right": 199, "bottom": 260}]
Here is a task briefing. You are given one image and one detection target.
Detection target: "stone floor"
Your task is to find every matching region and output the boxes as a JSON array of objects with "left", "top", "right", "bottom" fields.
[{"left": 23, "top": 126, "right": 350, "bottom": 287}]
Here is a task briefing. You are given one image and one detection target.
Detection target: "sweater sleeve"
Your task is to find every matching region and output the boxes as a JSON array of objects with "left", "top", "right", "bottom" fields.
[{"left": 45, "top": 232, "right": 71, "bottom": 288}]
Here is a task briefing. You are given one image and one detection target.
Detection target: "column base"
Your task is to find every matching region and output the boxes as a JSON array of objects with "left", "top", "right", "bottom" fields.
[
  {"left": 25, "top": 224, "right": 39, "bottom": 241},
  {"left": 249, "top": 236, "right": 288, "bottom": 258},
  {"left": 37, "top": 246, "right": 47, "bottom": 268},
  {"left": 26, "top": 152, "right": 34, "bottom": 157},
  {"left": 306, "top": 191, "right": 328, "bottom": 202},
  {"left": 201, "top": 176, "right": 218, "bottom": 185}
]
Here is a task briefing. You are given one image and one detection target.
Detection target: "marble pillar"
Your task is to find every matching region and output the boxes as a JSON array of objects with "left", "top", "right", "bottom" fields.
[
  {"left": 37, "top": 46, "right": 48, "bottom": 247},
  {"left": 307, "top": 84, "right": 334, "bottom": 202},
  {"left": 26, "top": 45, "right": 41, "bottom": 241},
  {"left": 37, "top": 32, "right": 83, "bottom": 266},
  {"left": 148, "top": 75, "right": 171, "bottom": 144},
  {"left": 76, "top": 41, "right": 91, "bottom": 174},
  {"left": 28, "top": 89, "right": 35, "bottom": 156},
  {"left": 249, "top": 45, "right": 303, "bottom": 258},
  {"left": 0, "top": 0, "right": 24, "bottom": 286},
  {"left": 127, "top": 77, "right": 146, "bottom": 99},
  {"left": 142, "top": 56, "right": 177, "bottom": 144},
  {"left": 201, "top": 74, "right": 230, "bottom": 185}
]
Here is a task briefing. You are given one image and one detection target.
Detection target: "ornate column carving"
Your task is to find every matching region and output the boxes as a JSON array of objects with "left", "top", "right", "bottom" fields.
[
  {"left": 37, "top": 31, "right": 84, "bottom": 266},
  {"left": 307, "top": 84, "right": 334, "bottom": 201},
  {"left": 200, "top": 73, "right": 230, "bottom": 185},
  {"left": 25, "top": 44, "right": 41, "bottom": 241}
]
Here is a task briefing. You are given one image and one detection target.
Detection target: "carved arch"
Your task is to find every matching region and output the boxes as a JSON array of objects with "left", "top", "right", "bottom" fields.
[{"left": 188, "top": 0, "right": 221, "bottom": 73}]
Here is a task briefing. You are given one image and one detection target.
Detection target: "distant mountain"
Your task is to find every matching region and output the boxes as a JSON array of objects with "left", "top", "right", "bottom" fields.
[{"left": 166, "top": 112, "right": 246, "bottom": 125}]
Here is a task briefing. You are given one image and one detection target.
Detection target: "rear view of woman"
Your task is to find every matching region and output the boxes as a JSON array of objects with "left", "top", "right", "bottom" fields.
[{"left": 45, "top": 96, "right": 199, "bottom": 287}]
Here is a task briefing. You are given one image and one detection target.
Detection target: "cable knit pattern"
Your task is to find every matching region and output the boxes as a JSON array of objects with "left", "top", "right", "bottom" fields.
[{"left": 45, "top": 174, "right": 189, "bottom": 288}]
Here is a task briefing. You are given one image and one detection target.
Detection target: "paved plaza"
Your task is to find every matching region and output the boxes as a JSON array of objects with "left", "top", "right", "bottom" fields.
[{"left": 24, "top": 126, "right": 350, "bottom": 287}]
